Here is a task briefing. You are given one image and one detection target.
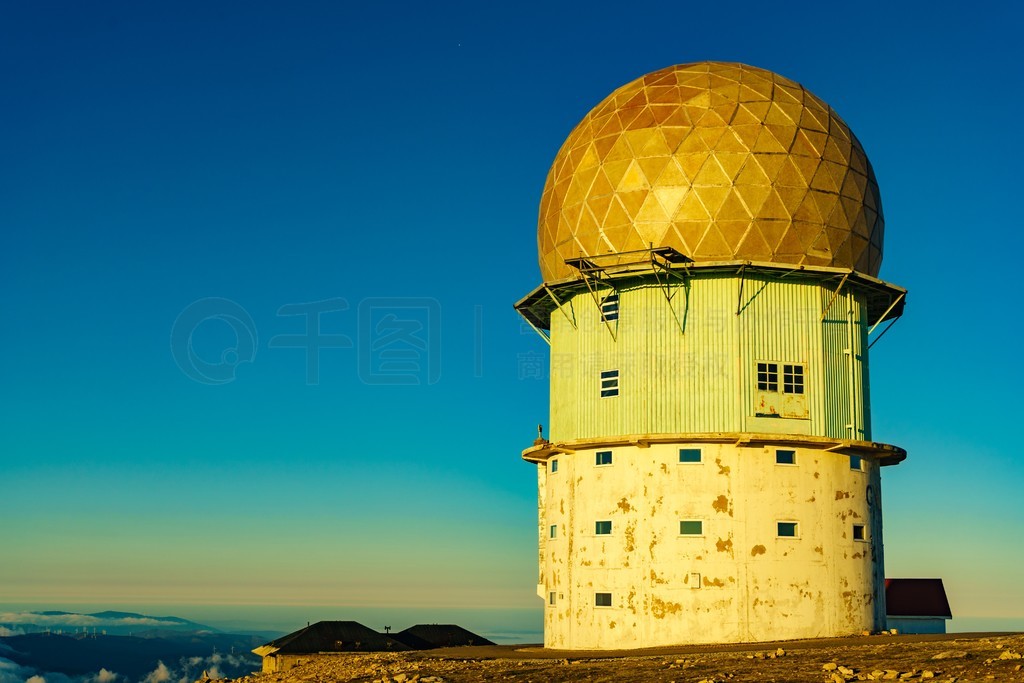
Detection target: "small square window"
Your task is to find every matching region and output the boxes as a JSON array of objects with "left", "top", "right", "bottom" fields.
[
  {"left": 678, "top": 448, "right": 702, "bottom": 463},
  {"left": 548, "top": 591, "right": 556, "bottom": 606},
  {"left": 850, "top": 455, "right": 863, "bottom": 471},
  {"left": 783, "top": 364, "right": 805, "bottom": 395},
  {"left": 594, "top": 592, "right": 612, "bottom": 607},
  {"left": 549, "top": 525, "right": 557, "bottom": 539},
  {"left": 679, "top": 520, "right": 703, "bottom": 536},
  {"left": 757, "top": 362, "right": 779, "bottom": 392},
  {"left": 600, "top": 369, "right": 619, "bottom": 398},
  {"left": 777, "top": 521, "right": 799, "bottom": 538},
  {"left": 595, "top": 520, "right": 612, "bottom": 535},
  {"left": 595, "top": 450, "right": 613, "bottom": 466},
  {"left": 775, "top": 449, "right": 796, "bottom": 465},
  {"left": 550, "top": 459, "right": 559, "bottom": 473},
  {"left": 853, "top": 524, "right": 866, "bottom": 541},
  {"left": 600, "top": 293, "right": 619, "bottom": 322}
]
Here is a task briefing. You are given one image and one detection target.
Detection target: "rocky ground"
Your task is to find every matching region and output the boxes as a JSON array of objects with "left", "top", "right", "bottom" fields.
[{"left": 225, "top": 633, "right": 1024, "bottom": 683}]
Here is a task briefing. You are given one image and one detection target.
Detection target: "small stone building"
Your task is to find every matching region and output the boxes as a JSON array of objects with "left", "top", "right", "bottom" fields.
[
  {"left": 252, "top": 621, "right": 409, "bottom": 673},
  {"left": 885, "top": 578, "right": 953, "bottom": 634}
]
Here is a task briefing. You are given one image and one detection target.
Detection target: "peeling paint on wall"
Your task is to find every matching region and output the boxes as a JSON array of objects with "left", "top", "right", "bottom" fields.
[
  {"left": 712, "top": 494, "right": 733, "bottom": 515},
  {"left": 650, "top": 596, "right": 683, "bottom": 618}
]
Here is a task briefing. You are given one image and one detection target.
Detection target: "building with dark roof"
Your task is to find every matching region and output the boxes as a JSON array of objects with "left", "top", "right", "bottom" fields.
[
  {"left": 885, "top": 578, "right": 953, "bottom": 634},
  {"left": 252, "top": 621, "right": 495, "bottom": 672},
  {"left": 391, "top": 624, "right": 495, "bottom": 650},
  {"left": 252, "top": 621, "right": 409, "bottom": 673}
]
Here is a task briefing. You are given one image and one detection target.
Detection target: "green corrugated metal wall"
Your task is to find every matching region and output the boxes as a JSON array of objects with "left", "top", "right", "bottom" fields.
[{"left": 549, "top": 274, "right": 870, "bottom": 441}]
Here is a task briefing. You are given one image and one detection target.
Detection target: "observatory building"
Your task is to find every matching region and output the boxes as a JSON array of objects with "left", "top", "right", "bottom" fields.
[{"left": 515, "top": 62, "right": 907, "bottom": 649}]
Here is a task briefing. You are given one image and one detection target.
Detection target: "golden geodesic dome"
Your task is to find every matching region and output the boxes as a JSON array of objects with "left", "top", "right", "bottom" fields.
[{"left": 538, "top": 62, "right": 884, "bottom": 281}]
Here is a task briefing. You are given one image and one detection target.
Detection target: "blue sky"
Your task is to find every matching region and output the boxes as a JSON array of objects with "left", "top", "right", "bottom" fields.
[{"left": 1, "top": 0, "right": 1022, "bottom": 636}]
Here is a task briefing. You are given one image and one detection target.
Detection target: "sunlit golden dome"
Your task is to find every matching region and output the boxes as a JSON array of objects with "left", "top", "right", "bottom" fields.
[{"left": 538, "top": 62, "right": 884, "bottom": 281}]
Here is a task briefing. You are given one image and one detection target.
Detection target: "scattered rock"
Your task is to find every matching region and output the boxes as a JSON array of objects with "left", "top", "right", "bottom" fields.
[
  {"left": 998, "top": 649, "right": 1022, "bottom": 659},
  {"left": 823, "top": 662, "right": 839, "bottom": 671}
]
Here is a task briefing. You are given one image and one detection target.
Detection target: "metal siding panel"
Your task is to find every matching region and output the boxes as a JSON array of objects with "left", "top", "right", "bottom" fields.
[
  {"left": 820, "top": 286, "right": 851, "bottom": 439},
  {"left": 549, "top": 274, "right": 868, "bottom": 441}
]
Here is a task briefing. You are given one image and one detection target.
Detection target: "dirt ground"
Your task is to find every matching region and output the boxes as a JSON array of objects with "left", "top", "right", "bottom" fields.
[{"left": 228, "top": 632, "right": 1024, "bottom": 683}]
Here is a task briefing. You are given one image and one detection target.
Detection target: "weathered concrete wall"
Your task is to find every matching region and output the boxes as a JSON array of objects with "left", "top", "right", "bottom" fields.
[
  {"left": 262, "top": 655, "right": 314, "bottom": 673},
  {"left": 538, "top": 442, "right": 886, "bottom": 648}
]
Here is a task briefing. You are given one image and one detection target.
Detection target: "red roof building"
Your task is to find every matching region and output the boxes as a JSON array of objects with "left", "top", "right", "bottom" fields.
[{"left": 885, "top": 578, "right": 952, "bottom": 634}]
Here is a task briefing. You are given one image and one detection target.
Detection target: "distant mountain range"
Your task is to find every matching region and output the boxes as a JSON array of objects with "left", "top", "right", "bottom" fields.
[
  {"left": 0, "top": 610, "right": 217, "bottom": 637},
  {"left": 0, "top": 610, "right": 282, "bottom": 681}
]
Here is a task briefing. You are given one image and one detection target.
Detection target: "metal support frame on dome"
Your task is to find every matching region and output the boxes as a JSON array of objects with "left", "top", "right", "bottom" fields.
[
  {"left": 516, "top": 260, "right": 907, "bottom": 334},
  {"left": 868, "top": 315, "right": 901, "bottom": 350},
  {"left": 565, "top": 247, "right": 694, "bottom": 340},
  {"left": 543, "top": 284, "right": 576, "bottom": 331},
  {"left": 565, "top": 257, "right": 618, "bottom": 341},
  {"left": 522, "top": 316, "right": 551, "bottom": 345},
  {"left": 735, "top": 264, "right": 747, "bottom": 316},
  {"left": 820, "top": 272, "right": 851, "bottom": 322},
  {"left": 868, "top": 292, "right": 905, "bottom": 334},
  {"left": 647, "top": 250, "right": 690, "bottom": 334}
]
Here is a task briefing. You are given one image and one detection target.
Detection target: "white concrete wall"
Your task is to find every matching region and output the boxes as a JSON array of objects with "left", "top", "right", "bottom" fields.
[{"left": 538, "top": 441, "right": 885, "bottom": 648}]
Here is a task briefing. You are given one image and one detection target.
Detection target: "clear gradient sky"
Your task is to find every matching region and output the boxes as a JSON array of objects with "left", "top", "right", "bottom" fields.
[{"left": 2, "top": 1, "right": 1022, "bottom": 636}]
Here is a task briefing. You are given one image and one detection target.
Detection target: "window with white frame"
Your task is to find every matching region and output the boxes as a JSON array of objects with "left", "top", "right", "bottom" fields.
[
  {"left": 678, "top": 448, "right": 702, "bottom": 464},
  {"left": 595, "top": 520, "right": 612, "bottom": 535},
  {"left": 775, "top": 449, "right": 796, "bottom": 465},
  {"left": 853, "top": 524, "right": 866, "bottom": 541},
  {"left": 548, "top": 591, "right": 556, "bottom": 605},
  {"left": 757, "top": 362, "right": 779, "bottom": 392},
  {"left": 549, "top": 524, "right": 557, "bottom": 539},
  {"left": 755, "top": 361, "right": 809, "bottom": 419},
  {"left": 550, "top": 459, "right": 559, "bottom": 473},
  {"left": 783, "top": 364, "right": 805, "bottom": 394},
  {"left": 777, "top": 521, "right": 799, "bottom": 538},
  {"left": 679, "top": 520, "right": 703, "bottom": 536},
  {"left": 595, "top": 450, "right": 612, "bottom": 466},
  {"left": 850, "top": 455, "right": 863, "bottom": 471},
  {"left": 600, "top": 369, "right": 619, "bottom": 397},
  {"left": 594, "top": 592, "right": 612, "bottom": 607}
]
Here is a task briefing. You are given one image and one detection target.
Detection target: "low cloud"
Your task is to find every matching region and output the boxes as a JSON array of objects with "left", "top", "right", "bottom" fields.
[
  {"left": 141, "top": 662, "right": 170, "bottom": 683},
  {"left": 0, "top": 658, "right": 76, "bottom": 683},
  {"left": 92, "top": 669, "right": 118, "bottom": 683},
  {"left": 1, "top": 646, "right": 254, "bottom": 683},
  {"left": 0, "top": 628, "right": 22, "bottom": 637},
  {"left": 0, "top": 614, "right": 177, "bottom": 629}
]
